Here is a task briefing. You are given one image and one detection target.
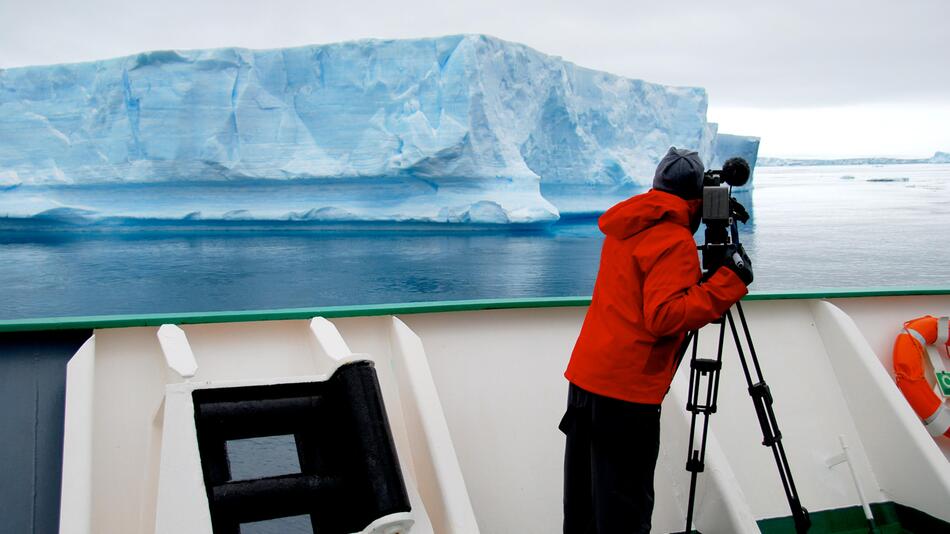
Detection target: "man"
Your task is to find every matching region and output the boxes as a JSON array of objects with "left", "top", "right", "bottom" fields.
[{"left": 560, "top": 147, "right": 753, "bottom": 533}]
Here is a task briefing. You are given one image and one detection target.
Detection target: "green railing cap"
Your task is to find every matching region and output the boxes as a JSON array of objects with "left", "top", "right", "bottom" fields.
[{"left": 1, "top": 287, "right": 949, "bottom": 334}]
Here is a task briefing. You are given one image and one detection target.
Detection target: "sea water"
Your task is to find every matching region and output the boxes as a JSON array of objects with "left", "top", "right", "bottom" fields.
[{"left": 1, "top": 164, "right": 947, "bottom": 320}]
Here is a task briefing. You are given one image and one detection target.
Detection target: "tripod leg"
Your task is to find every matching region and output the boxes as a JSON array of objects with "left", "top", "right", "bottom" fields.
[
  {"left": 725, "top": 304, "right": 811, "bottom": 533},
  {"left": 682, "top": 319, "right": 726, "bottom": 534},
  {"left": 684, "top": 329, "right": 701, "bottom": 533}
]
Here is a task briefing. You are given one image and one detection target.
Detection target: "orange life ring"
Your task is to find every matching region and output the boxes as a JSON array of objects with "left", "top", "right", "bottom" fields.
[{"left": 893, "top": 315, "right": 950, "bottom": 438}]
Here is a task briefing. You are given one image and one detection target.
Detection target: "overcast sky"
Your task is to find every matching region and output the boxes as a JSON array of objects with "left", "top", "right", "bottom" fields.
[{"left": 1, "top": 0, "right": 947, "bottom": 158}]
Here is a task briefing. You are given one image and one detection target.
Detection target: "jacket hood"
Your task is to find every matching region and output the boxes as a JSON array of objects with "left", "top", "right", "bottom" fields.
[{"left": 598, "top": 189, "right": 697, "bottom": 239}]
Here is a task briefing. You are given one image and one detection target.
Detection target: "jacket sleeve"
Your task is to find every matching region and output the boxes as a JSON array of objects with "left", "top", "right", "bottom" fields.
[{"left": 638, "top": 234, "right": 748, "bottom": 338}]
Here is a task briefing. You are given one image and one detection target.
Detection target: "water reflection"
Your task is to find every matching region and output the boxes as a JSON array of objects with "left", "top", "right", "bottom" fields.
[{"left": 0, "top": 164, "right": 947, "bottom": 319}]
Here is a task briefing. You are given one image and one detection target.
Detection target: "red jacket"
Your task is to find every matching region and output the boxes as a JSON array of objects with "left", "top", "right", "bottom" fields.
[{"left": 565, "top": 189, "right": 748, "bottom": 404}]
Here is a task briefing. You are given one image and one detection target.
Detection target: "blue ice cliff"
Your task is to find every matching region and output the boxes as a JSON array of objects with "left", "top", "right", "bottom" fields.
[
  {"left": 711, "top": 134, "right": 759, "bottom": 171},
  {"left": 0, "top": 35, "right": 757, "bottom": 224}
]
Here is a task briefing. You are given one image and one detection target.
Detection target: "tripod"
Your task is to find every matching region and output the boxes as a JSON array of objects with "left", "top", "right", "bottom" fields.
[
  {"left": 671, "top": 178, "right": 810, "bottom": 533},
  {"left": 677, "top": 296, "right": 811, "bottom": 533}
]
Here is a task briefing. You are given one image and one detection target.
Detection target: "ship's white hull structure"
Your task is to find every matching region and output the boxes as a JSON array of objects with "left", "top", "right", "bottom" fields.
[{"left": 51, "top": 293, "right": 950, "bottom": 533}]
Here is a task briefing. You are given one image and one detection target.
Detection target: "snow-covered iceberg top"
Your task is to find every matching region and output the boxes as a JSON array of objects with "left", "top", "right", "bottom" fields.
[{"left": 0, "top": 34, "right": 755, "bottom": 224}]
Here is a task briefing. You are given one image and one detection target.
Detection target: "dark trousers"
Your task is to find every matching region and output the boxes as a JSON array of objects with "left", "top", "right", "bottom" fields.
[{"left": 559, "top": 383, "right": 661, "bottom": 534}]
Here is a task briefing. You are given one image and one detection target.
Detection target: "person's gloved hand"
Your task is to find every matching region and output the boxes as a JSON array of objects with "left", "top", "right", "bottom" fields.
[{"left": 723, "top": 244, "right": 753, "bottom": 285}]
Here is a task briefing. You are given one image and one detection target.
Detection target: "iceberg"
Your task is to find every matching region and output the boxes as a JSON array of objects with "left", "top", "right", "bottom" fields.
[
  {"left": 0, "top": 35, "right": 757, "bottom": 225},
  {"left": 758, "top": 151, "right": 949, "bottom": 167},
  {"left": 710, "top": 134, "right": 759, "bottom": 192},
  {"left": 711, "top": 134, "right": 760, "bottom": 174}
]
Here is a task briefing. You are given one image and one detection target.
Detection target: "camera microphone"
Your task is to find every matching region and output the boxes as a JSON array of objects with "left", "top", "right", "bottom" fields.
[{"left": 721, "top": 157, "right": 751, "bottom": 187}]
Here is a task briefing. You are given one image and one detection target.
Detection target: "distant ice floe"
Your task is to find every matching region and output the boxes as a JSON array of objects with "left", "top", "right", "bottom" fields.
[
  {"left": 866, "top": 177, "right": 910, "bottom": 183},
  {"left": 0, "top": 35, "right": 757, "bottom": 225}
]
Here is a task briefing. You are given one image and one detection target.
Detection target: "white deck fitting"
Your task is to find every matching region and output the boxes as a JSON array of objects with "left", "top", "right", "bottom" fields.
[
  {"left": 59, "top": 295, "right": 950, "bottom": 533},
  {"left": 59, "top": 336, "right": 96, "bottom": 534},
  {"left": 825, "top": 435, "right": 875, "bottom": 527},
  {"left": 59, "top": 317, "right": 481, "bottom": 533},
  {"left": 388, "top": 317, "right": 480, "bottom": 533},
  {"left": 154, "top": 379, "right": 213, "bottom": 534},
  {"left": 156, "top": 324, "right": 198, "bottom": 378}
]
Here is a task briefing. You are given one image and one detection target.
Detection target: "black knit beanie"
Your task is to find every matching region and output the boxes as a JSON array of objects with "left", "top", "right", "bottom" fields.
[{"left": 652, "top": 147, "right": 704, "bottom": 199}]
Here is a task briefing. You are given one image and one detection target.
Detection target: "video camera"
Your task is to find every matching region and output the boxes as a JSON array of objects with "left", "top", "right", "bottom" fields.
[{"left": 700, "top": 157, "right": 751, "bottom": 273}]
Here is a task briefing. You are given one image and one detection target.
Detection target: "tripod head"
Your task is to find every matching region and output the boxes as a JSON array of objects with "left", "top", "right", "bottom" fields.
[{"left": 699, "top": 157, "right": 751, "bottom": 274}]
